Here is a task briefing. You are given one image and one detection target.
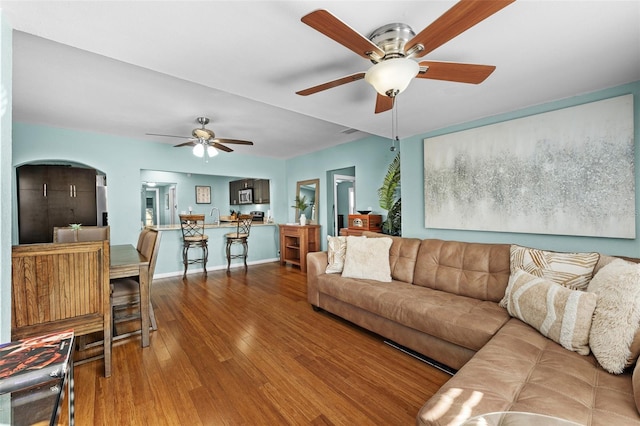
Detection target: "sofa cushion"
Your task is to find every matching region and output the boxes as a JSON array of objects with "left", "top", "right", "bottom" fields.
[
  {"left": 325, "top": 235, "right": 347, "bottom": 274},
  {"left": 316, "top": 274, "right": 510, "bottom": 352},
  {"left": 363, "top": 231, "right": 422, "bottom": 284},
  {"left": 588, "top": 259, "right": 640, "bottom": 374},
  {"left": 503, "top": 269, "right": 596, "bottom": 355},
  {"left": 634, "top": 358, "right": 640, "bottom": 415},
  {"left": 413, "top": 239, "right": 511, "bottom": 302},
  {"left": 341, "top": 236, "right": 392, "bottom": 282},
  {"left": 417, "top": 319, "right": 640, "bottom": 426},
  {"left": 510, "top": 244, "right": 599, "bottom": 291}
]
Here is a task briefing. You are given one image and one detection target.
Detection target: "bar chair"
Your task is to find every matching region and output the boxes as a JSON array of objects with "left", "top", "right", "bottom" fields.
[
  {"left": 110, "top": 228, "right": 162, "bottom": 339},
  {"left": 225, "top": 214, "right": 253, "bottom": 271},
  {"left": 179, "top": 214, "right": 208, "bottom": 278}
]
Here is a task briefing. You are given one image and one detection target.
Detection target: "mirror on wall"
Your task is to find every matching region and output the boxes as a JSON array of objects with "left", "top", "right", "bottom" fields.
[
  {"left": 142, "top": 181, "right": 177, "bottom": 226},
  {"left": 296, "top": 179, "right": 319, "bottom": 224}
]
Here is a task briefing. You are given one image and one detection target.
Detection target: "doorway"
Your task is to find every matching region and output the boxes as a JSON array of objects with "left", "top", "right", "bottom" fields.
[{"left": 334, "top": 175, "right": 356, "bottom": 235}]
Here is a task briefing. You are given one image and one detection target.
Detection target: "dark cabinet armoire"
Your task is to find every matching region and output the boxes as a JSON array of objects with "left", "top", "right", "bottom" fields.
[{"left": 17, "top": 165, "right": 97, "bottom": 243}]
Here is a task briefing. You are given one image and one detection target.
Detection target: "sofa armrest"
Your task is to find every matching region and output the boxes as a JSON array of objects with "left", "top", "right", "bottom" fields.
[{"left": 307, "top": 251, "right": 328, "bottom": 306}]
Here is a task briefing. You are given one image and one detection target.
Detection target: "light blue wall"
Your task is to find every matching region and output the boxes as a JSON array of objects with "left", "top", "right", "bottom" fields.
[
  {"left": 401, "top": 81, "right": 640, "bottom": 257},
  {"left": 286, "top": 136, "right": 398, "bottom": 247},
  {"left": 12, "top": 123, "right": 287, "bottom": 246},
  {"left": 0, "top": 12, "right": 11, "bottom": 343}
]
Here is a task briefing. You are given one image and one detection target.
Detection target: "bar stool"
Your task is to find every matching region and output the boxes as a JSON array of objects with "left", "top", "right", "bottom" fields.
[
  {"left": 179, "top": 214, "right": 208, "bottom": 278},
  {"left": 225, "top": 215, "right": 253, "bottom": 271}
]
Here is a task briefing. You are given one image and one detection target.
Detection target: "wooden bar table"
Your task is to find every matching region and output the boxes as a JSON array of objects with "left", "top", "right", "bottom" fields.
[{"left": 110, "top": 244, "right": 150, "bottom": 347}]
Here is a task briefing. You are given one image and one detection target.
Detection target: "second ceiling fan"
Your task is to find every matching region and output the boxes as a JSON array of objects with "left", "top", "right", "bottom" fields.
[
  {"left": 147, "top": 117, "right": 253, "bottom": 158},
  {"left": 296, "top": 0, "right": 515, "bottom": 113}
]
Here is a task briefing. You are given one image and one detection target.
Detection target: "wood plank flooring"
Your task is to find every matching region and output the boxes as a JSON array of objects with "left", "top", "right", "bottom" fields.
[{"left": 66, "top": 262, "right": 450, "bottom": 425}]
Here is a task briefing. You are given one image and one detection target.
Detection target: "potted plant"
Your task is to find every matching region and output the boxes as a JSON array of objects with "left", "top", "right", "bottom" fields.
[
  {"left": 378, "top": 152, "right": 401, "bottom": 236},
  {"left": 292, "top": 195, "right": 309, "bottom": 223}
]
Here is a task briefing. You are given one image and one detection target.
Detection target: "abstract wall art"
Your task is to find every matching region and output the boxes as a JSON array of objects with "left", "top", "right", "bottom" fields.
[{"left": 424, "top": 94, "right": 635, "bottom": 238}]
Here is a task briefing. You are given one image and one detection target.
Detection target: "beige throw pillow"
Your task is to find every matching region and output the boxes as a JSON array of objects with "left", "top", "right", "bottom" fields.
[
  {"left": 326, "top": 236, "right": 347, "bottom": 274},
  {"left": 588, "top": 259, "right": 640, "bottom": 374},
  {"left": 341, "top": 236, "right": 392, "bottom": 282},
  {"left": 504, "top": 269, "right": 597, "bottom": 355}
]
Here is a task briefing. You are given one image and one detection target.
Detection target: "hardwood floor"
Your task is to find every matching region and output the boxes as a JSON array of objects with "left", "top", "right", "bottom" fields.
[{"left": 67, "top": 262, "right": 450, "bottom": 425}]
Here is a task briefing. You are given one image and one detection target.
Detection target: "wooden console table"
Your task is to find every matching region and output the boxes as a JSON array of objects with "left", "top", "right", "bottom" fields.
[{"left": 279, "top": 224, "right": 320, "bottom": 272}]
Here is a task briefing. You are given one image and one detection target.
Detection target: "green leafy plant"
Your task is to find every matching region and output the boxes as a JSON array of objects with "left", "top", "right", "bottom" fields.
[
  {"left": 377, "top": 152, "right": 401, "bottom": 236},
  {"left": 69, "top": 223, "right": 82, "bottom": 230},
  {"left": 292, "top": 195, "right": 309, "bottom": 212}
]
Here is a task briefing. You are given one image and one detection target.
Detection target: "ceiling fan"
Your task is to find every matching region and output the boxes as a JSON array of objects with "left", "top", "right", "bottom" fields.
[
  {"left": 146, "top": 117, "right": 254, "bottom": 157},
  {"left": 296, "top": 0, "right": 515, "bottom": 114}
]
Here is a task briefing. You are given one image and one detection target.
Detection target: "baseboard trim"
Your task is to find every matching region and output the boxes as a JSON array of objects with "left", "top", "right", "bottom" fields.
[
  {"left": 154, "top": 258, "right": 281, "bottom": 279},
  {"left": 384, "top": 340, "right": 457, "bottom": 376}
]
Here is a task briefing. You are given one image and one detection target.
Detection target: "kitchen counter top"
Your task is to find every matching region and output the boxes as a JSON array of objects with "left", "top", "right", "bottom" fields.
[{"left": 149, "top": 222, "right": 276, "bottom": 231}]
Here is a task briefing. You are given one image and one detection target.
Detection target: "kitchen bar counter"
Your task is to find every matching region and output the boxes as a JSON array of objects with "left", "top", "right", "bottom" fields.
[
  {"left": 147, "top": 222, "right": 279, "bottom": 276},
  {"left": 150, "top": 221, "right": 277, "bottom": 231}
]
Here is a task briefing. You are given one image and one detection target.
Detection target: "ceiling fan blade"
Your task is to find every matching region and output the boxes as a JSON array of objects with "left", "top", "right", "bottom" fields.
[
  {"left": 212, "top": 142, "right": 233, "bottom": 153},
  {"left": 405, "top": 0, "right": 515, "bottom": 58},
  {"left": 173, "top": 141, "right": 196, "bottom": 148},
  {"left": 374, "top": 94, "right": 394, "bottom": 114},
  {"left": 301, "top": 10, "right": 384, "bottom": 60},
  {"left": 297, "top": 72, "right": 365, "bottom": 96},
  {"left": 146, "top": 132, "right": 190, "bottom": 139},
  {"left": 213, "top": 138, "right": 254, "bottom": 145},
  {"left": 417, "top": 61, "right": 496, "bottom": 84}
]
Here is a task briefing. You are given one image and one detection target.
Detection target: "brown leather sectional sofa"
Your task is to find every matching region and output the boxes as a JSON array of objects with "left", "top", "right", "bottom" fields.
[{"left": 306, "top": 232, "right": 640, "bottom": 425}]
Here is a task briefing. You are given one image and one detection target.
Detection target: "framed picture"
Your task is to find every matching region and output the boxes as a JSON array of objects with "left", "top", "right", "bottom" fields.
[
  {"left": 195, "top": 185, "right": 211, "bottom": 204},
  {"left": 238, "top": 188, "right": 253, "bottom": 204}
]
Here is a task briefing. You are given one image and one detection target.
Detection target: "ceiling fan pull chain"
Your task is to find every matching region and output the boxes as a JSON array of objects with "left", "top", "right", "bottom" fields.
[{"left": 390, "top": 96, "right": 398, "bottom": 151}]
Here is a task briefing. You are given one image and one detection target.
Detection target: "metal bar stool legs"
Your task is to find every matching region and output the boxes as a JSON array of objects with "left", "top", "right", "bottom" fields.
[
  {"left": 182, "top": 239, "right": 208, "bottom": 278},
  {"left": 225, "top": 215, "right": 252, "bottom": 272},
  {"left": 226, "top": 238, "right": 249, "bottom": 271}
]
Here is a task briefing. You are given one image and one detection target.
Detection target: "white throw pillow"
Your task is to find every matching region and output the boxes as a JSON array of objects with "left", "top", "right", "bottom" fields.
[
  {"left": 588, "top": 259, "right": 640, "bottom": 374},
  {"left": 341, "top": 236, "right": 392, "bottom": 282},
  {"left": 325, "top": 235, "right": 347, "bottom": 274},
  {"left": 504, "top": 269, "right": 597, "bottom": 355}
]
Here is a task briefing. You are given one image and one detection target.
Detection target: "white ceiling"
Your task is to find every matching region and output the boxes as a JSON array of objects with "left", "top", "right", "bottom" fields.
[{"left": 2, "top": 1, "right": 639, "bottom": 159}]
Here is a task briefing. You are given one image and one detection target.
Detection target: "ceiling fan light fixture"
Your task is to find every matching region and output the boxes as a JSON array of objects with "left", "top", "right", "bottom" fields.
[
  {"left": 192, "top": 143, "right": 205, "bottom": 157},
  {"left": 207, "top": 145, "right": 218, "bottom": 157},
  {"left": 365, "top": 58, "right": 419, "bottom": 97}
]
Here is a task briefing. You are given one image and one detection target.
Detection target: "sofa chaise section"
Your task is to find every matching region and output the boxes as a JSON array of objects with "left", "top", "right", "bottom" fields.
[{"left": 417, "top": 319, "right": 640, "bottom": 426}]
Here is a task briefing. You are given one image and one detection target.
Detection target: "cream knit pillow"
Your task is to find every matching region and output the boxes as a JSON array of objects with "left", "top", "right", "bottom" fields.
[
  {"left": 504, "top": 269, "right": 597, "bottom": 355},
  {"left": 588, "top": 259, "right": 640, "bottom": 374},
  {"left": 341, "top": 236, "right": 392, "bottom": 282}
]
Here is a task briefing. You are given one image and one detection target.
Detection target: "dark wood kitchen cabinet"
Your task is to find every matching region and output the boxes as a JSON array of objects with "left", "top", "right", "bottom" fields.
[
  {"left": 253, "top": 179, "right": 270, "bottom": 204},
  {"left": 229, "top": 178, "right": 270, "bottom": 205},
  {"left": 17, "top": 165, "right": 97, "bottom": 243}
]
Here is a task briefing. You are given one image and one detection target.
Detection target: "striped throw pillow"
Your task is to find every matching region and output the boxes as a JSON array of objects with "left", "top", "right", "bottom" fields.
[
  {"left": 510, "top": 245, "right": 600, "bottom": 290},
  {"left": 326, "top": 236, "right": 347, "bottom": 274},
  {"left": 505, "top": 269, "right": 597, "bottom": 355}
]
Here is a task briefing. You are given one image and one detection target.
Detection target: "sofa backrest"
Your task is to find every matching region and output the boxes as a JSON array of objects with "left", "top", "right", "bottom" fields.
[
  {"left": 413, "top": 239, "right": 511, "bottom": 302},
  {"left": 363, "top": 231, "right": 422, "bottom": 284}
]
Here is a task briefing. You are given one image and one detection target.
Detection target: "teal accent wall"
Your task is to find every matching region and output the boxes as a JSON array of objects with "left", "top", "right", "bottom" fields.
[
  {"left": 0, "top": 12, "right": 11, "bottom": 344},
  {"left": 401, "top": 81, "right": 640, "bottom": 257}
]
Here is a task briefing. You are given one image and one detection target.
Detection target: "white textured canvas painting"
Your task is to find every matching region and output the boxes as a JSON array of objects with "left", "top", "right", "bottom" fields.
[{"left": 424, "top": 94, "right": 635, "bottom": 238}]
